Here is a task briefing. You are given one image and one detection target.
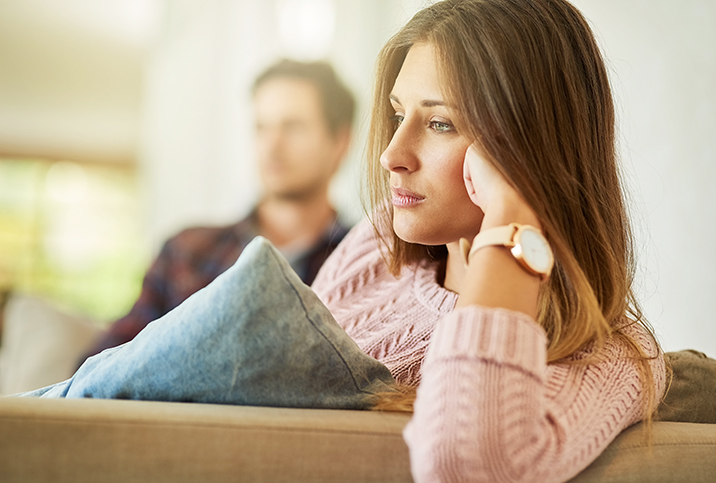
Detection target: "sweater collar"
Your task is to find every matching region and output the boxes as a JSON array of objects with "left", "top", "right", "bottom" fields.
[{"left": 411, "top": 259, "right": 458, "bottom": 316}]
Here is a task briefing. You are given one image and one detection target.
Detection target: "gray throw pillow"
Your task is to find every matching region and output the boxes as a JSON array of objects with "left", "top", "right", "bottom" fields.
[
  {"left": 655, "top": 349, "right": 716, "bottom": 423},
  {"left": 18, "top": 237, "right": 396, "bottom": 409}
]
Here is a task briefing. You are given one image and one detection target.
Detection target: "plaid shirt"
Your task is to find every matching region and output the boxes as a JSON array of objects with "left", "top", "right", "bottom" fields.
[{"left": 84, "top": 210, "right": 350, "bottom": 359}]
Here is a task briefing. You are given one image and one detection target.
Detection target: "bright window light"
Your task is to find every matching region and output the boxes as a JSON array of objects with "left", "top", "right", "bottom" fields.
[{"left": 276, "top": 0, "right": 336, "bottom": 60}]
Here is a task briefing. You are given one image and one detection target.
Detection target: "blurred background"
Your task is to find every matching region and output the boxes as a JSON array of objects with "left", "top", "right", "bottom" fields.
[{"left": 0, "top": 0, "right": 714, "bottom": 355}]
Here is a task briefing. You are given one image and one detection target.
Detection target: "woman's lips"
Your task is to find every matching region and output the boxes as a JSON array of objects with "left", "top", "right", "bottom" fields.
[{"left": 391, "top": 187, "right": 425, "bottom": 208}]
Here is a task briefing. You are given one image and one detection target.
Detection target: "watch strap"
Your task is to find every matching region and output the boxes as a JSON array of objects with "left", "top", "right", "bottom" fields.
[{"left": 460, "top": 224, "right": 519, "bottom": 266}]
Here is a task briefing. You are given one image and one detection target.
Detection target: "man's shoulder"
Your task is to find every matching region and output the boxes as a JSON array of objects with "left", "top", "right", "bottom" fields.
[
  {"left": 312, "top": 219, "right": 385, "bottom": 285},
  {"left": 164, "top": 216, "right": 255, "bottom": 253},
  {"left": 322, "top": 217, "right": 352, "bottom": 246},
  {"left": 171, "top": 223, "right": 235, "bottom": 241}
]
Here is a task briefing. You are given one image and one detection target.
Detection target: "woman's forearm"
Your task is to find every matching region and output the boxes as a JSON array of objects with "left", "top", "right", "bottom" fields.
[
  {"left": 455, "top": 245, "right": 541, "bottom": 319},
  {"left": 455, "top": 204, "right": 543, "bottom": 320}
]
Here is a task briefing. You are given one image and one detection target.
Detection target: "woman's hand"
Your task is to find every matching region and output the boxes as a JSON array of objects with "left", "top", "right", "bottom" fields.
[
  {"left": 456, "top": 145, "right": 542, "bottom": 316},
  {"left": 462, "top": 145, "right": 540, "bottom": 229},
  {"left": 463, "top": 145, "right": 512, "bottom": 212}
]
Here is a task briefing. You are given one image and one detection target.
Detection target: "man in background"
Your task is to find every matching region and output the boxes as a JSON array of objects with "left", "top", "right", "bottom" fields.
[{"left": 83, "top": 59, "right": 355, "bottom": 359}]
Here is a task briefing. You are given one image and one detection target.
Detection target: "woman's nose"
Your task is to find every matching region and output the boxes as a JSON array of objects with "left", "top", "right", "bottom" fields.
[{"left": 380, "top": 123, "right": 419, "bottom": 173}]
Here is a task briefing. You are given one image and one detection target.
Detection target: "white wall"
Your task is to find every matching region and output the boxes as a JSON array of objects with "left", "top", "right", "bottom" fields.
[
  {"left": 0, "top": 0, "right": 152, "bottom": 164},
  {"left": 141, "top": 0, "right": 716, "bottom": 355},
  {"left": 140, "top": 0, "right": 425, "bottom": 249},
  {"left": 571, "top": 1, "right": 716, "bottom": 355}
]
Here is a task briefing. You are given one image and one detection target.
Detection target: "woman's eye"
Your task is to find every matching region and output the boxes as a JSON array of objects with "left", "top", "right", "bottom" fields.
[
  {"left": 430, "top": 121, "right": 453, "bottom": 133},
  {"left": 390, "top": 114, "right": 404, "bottom": 130}
]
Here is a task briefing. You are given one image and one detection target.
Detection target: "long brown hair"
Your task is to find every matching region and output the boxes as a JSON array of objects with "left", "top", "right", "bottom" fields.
[{"left": 367, "top": 0, "right": 662, "bottom": 418}]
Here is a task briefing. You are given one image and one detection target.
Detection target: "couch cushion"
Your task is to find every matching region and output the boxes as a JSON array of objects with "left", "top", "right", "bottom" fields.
[
  {"left": 0, "top": 294, "right": 102, "bottom": 396},
  {"left": 656, "top": 350, "right": 716, "bottom": 423},
  {"left": 1, "top": 397, "right": 714, "bottom": 483},
  {"left": 0, "top": 397, "right": 413, "bottom": 483},
  {"left": 567, "top": 421, "right": 716, "bottom": 483},
  {"left": 23, "top": 237, "right": 396, "bottom": 409}
]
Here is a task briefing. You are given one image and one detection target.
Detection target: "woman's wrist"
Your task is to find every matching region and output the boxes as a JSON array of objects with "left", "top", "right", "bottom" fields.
[{"left": 480, "top": 195, "right": 541, "bottom": 232}]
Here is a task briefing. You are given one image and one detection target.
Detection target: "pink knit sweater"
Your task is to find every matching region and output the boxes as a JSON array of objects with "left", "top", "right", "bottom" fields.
[{"left": 312, "top": 219, "right": 666, "bottom": 483}]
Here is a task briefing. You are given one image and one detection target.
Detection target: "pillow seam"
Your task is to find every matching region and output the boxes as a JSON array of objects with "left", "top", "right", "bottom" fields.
[{"left": 269, "top": 249, "right": 374, "bottom": 396}]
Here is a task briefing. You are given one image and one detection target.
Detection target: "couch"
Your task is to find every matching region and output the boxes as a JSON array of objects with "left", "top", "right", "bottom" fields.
[{"left": 1, "top": 292, "right": 715, "bottom": 482}]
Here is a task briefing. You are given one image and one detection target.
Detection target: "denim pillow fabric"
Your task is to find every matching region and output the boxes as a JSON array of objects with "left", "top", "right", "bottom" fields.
[{"left": 19, "top": 237, "right": 396, "bottom": 409}]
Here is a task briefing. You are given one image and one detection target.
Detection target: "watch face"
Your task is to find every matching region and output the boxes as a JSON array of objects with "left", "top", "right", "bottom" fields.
[{"left": 516, "top": 227, "right": 553, "bottom": 274}]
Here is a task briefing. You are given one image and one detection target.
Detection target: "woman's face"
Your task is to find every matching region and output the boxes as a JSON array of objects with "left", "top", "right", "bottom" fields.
[{"left": 381, "top": 43, "right": 484, "bottom": 246}]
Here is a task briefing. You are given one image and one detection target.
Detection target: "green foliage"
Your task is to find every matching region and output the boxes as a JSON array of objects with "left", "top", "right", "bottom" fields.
[{"left": 0, "top": 158, "right": 147, "bottom": 325}]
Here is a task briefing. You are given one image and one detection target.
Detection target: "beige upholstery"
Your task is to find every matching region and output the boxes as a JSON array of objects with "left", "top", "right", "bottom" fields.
[
  {"left": 0, "top": 293, "right": 101, "bottom": 395},
  {"left": 568, "top": 422, "right": 716, "bottom": 482},
  {"left": 656, "top": 350, "right": 716, "bottom": 424},
  {"left": 0, "top": 397, "right": 715, "bottom": 483},
  {"left": 0, "top": 397, "right": 412, "bottom": 483},
  {"left": 2, "top": 295, "right": 716, "bottom": 482}
]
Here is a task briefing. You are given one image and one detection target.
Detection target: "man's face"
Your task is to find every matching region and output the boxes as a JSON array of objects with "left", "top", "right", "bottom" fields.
[{"left": 254, "top": 78, "right": 343, "bottom": 201}]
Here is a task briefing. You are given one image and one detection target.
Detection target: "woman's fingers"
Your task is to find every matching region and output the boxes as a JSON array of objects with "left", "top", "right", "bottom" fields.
[
  {"left": 463, "top": 151, "right": 480, "bottom": 206},
  {"left": 463, "top": 145, "right": 495, "bottom": 208}
]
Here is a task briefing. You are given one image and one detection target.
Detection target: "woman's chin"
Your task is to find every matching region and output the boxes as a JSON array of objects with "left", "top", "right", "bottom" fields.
[
  {"left": 392, "top": 221, "right": 441, "bottom": 246},
  {"left": 392, "top": 221, "right": 419, "bottom": 244}
]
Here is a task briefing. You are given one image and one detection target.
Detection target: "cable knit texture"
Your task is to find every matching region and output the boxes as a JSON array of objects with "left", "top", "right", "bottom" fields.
[{"left": 312, "top": 219, "right": 666, "bottom": 483}]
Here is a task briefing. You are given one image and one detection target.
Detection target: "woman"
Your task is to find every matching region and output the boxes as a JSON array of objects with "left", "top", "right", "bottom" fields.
[{"left": 311, "top": 0, "right": 665, "bottom": 481}]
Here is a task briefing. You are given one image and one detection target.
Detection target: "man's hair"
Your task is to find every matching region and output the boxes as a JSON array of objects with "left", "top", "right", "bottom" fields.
[{"left": 252, "top": 59, "right": 355, "bottom": 135}]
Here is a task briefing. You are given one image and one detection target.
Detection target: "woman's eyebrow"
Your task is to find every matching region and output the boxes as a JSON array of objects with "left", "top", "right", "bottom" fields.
[
  {"left": 389, "top": 94, "right": 447, "bottom": 108},
  {"left": 421, "top": 99, "right": 446, "bottom": 107}
]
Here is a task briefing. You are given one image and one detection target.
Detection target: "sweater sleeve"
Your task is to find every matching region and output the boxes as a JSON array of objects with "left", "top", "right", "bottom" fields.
[{"left": 404, "top": 306, "right": 665, "bottom": 483}]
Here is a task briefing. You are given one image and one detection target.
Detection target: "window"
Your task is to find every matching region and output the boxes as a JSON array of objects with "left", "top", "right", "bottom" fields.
[{"left": 0, "top": 158, "right": 147, "bottom": 324}]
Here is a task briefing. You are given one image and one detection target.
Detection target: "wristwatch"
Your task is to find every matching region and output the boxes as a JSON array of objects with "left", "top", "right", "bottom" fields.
[{"left": 459, "top": 223, "right": 554, "bottom": 280}]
